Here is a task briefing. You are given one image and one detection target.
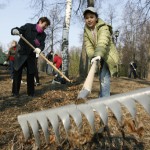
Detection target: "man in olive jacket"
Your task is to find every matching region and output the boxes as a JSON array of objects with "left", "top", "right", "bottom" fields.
[
  {"left": 11, "top": 17, "right": 50, "bottom": 97},
  {"left": 83, "top": 7, "right": 119, "bottom": 97}
]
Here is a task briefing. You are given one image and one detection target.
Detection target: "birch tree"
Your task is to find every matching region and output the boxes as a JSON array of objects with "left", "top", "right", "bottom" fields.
[{"left": 61, "top": 0, "right": 72, "bottom": 77}]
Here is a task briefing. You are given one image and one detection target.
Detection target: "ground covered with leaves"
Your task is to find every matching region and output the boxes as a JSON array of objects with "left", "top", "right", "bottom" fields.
[{"left": 0, "top": 66, "right": 150, "bottom": 150}]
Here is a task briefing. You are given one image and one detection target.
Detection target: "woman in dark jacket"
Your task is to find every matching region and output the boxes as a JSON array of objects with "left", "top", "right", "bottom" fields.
[{"left": 11, "top": 17, "right": 50, "bottom": 97}]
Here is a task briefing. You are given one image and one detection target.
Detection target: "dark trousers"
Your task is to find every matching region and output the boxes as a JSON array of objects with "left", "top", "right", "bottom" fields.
[
  {"left": 129, "top": 69, "right": 137, "bottom": 79},
  {"left": 12, "top": 64, "right": 35, "bottom": 96}
]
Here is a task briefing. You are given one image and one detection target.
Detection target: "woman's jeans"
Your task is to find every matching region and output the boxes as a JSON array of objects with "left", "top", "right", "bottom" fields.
[{"left": 99, "top": 61, "right": 110, "bottom": 97}]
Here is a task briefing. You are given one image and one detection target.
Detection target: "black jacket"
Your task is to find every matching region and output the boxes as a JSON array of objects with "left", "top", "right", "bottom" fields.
[
  {"left": 130, "top": 62, "right": 137, "bottom": 70},
  {"left": 11, "top": 23, "right": 46, "bottom": 73}
]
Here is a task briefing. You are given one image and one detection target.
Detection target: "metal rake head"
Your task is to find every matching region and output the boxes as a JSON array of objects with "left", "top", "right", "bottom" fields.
[{"left": 18, "top": 87, "right": 150, "bottom": 147}]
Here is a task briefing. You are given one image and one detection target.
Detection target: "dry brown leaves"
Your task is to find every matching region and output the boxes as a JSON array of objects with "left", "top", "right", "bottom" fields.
[{"left": 1, "top": 68, "right": 150, "bottom": 149}]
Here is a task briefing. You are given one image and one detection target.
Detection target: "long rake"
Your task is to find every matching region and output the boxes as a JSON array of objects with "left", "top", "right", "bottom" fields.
[
  {"left": 18, "top": 34, "right": 71, "bottom": 83},
  {"left": 18, "top": 87, "right": 150, "bottom": 147}
]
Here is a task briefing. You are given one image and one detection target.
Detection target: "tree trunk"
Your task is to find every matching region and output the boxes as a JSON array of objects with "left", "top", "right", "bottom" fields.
[
  {"left": 87, "top": 0, "right": 94, "bottom": 7},
  {"left": 79, "top": 38, "right": 89, "bottom": 78},
  {"left": 61, "top": 0, "right": 72, "bottom": 77}
]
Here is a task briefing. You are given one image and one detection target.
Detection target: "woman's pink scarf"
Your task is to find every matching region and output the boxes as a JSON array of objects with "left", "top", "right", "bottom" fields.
[{"left": 36, "top": 24, "right": 43, "bottom": 33}]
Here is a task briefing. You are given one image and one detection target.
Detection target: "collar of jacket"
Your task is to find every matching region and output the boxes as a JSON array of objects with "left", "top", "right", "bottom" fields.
[
  {"left": 32, "top": 24, "right": 37, "bottom": 32},
  {"left": 84, "top": 19, "right": 113, "bottom": 46}
]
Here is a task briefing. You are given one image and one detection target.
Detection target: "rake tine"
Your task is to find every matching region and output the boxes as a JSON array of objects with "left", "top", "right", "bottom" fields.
[
  {"left": 65, "top": 104, "right": 82, "bottom": 128},
  {"left": 45, "top": 110, "right": 60, "bottom": 143},
  {"left": 120, "top": 98, "right": 136, "bottom": 119},
  {"left": 87, "top": 102, "right": 108, "bottom": 125},
  {"left": 18, "top": 115, "right": 31, "bottom": 141},
  {"left": 35, "top": 112, "right": 50, "bottom": 144},
  {"left": 68, "top": 109, "right": 82, "bottom": 128},
  {"left": 77, "top": 104, "right": 95, "bottom": 132},
  {"left": 133, "top": 94, "right": 150, "bottom": 114},
  {"left": 56, "top": 106, "right": 71, "bottom": 136},
  {"left": 104, "top": 101, "right": 122, "bottom": 125},
  {"left": 87, "top": 96, "right": 123, "bottom": 123},
  {"left": 88, "top": 98, "right": 122, "bottom": 125},
  {"left": 25, "top": 114, "right": 41, "bottom": 147}
]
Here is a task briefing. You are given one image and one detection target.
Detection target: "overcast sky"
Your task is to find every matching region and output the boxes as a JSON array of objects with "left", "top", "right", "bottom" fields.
[
  {"left": 0, "top": 0, "right": 124, "bottom": 52},
  {"left": 0, "top": 0, "right": 83, "bottom": 52}
]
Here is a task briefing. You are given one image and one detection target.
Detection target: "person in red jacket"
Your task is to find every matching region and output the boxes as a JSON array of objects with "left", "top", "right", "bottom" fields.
[
  {"left": 52, "top": 54, "right": 63, "bottom": 84},
  {"left": 53, "top": 54, "right": 62, "bottom": 70}
]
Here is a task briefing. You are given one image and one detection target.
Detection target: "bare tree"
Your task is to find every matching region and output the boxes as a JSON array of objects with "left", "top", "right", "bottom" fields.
[
  {"left": 120, "top": 1, "right": 150, "bottom": 78},
  {"left": 125, "top": 0, "right": 150, "bottom": 25},
  {"left": 105, "top": 4, "right": 117, "bottom": 26},
  {"left": 45, "top": 5, "right": 64, "bottom": 53}
]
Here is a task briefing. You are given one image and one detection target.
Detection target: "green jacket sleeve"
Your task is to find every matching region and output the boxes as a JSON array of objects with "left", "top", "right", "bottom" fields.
[
  {"left": 94, "top": 25, "right": 111, "bottom": 58},
  {"left": 84, "top": 32, "right": 94, "bottom": 59}
]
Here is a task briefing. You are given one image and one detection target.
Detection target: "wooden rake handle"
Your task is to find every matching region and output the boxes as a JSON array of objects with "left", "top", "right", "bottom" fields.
[
  {"left": 77, "top": 61, "right": 97, "bottom": 99},
  {"left": 19, "top": 34, "right": 71, "bottom": 83}
]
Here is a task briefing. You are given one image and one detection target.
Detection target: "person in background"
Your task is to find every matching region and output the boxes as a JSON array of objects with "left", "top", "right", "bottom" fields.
[
  {"left": 46, "top": 50, "right": 53, "bottom": 75},
  {"left": 52, "top": 53, "right": 62, "bottom": 84},
  {"left": 83, "top": 7, "right": 119, "bottom": 98},
  {"left": 11, "top": 17, "right": 50, "bottom": 97},
  {"left": 128, "top": 61, "right": 137, "bottom": 79},
  {"left": 3, "top": 40, "right": 17, "bottom": 82}
]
